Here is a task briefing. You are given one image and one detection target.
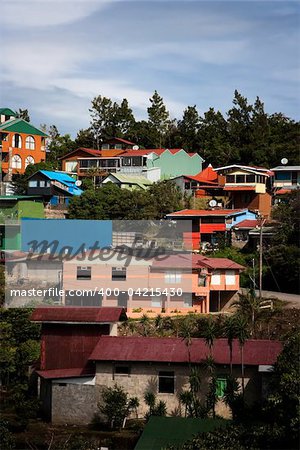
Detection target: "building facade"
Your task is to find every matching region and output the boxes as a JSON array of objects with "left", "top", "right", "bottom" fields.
[{"left": 0, "top": 110, "right": 47, "bottom": 179}]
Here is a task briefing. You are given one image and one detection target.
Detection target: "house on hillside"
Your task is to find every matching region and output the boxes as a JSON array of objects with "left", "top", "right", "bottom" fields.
[
  {"left": 27, "top": 170, "right": 83, "bottom": 205},
  {"left": 271, "top": 165, "right": 300, "bottom": 202},
  {"left": 30, "top": 307, "right": 127, "bottom": 422},
  {"left": 100, "top": 137, "right": 137, "bottom": 150},
  {"left": 61, "top": 250, "right": 244, "bottom": 315},
  {"left": 31, "top": 320, "right": 282, "bottom": 424},
  {"left": 166, "top": 208, "right": 257, "bottom": 249},
  {"left": 74, "top": 148, "right": 203, "bottom": 184},
  {"left": 215, "top": 165, "right": 273, "bottom": 217},
  {"left": 0, "top": 109, "right": 47, "bottom": 179}
]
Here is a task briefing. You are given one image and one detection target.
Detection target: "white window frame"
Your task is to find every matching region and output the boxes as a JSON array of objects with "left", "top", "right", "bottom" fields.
[
  {"left": 225, "top": 270, "right": 236, "bottom": 285},
  {"left": 211, "top": 270, "right": 221, "bottom": 285},
  {"left": 12, "top": 154, "right": 22, "bottom": 169},
  {"left": 151, "top": 295, "right": 162, "bottom": 308},
  {"left": 25, "top": 155, "right": 35, "bottom": 168},
  {"left": 165, "top": 271, "right": 182, "bottom": 284},
  {"left": 25, "top": 135, "right": 35, "bottom": 150},
  {"left": 12, "top": 134, "right": 22, "bottom": 149}
]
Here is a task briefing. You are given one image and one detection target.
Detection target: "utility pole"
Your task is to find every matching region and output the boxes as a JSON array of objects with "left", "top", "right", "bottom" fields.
[{"left": 259, "top": 216, "right": 266, "bottom": 300}]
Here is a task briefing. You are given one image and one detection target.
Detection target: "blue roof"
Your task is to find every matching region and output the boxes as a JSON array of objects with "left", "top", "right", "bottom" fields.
[{"left": 39, "top": 170, "right": 83, "bottom": 196}]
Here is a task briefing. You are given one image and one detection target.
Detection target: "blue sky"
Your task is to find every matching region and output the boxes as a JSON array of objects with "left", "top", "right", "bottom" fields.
[{"left": 1, "top": 0, "right": 299, "bottom": 136}]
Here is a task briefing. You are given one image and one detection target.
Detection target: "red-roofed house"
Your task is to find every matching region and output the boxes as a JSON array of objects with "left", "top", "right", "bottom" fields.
[
  {"left": 31, "top": 306, "right": 126, "bottom": 421},
  {"left": 61, "top": 251, "right": 244, "bottom": 316},
  {"left": 90, "top": 336, "right": 281, "bottom": 418},
  {"left": 167, "top": 208, "right": 257, "bottom": 250},
  {"left": 215, "top": 165, "right": 273, "bottom": 217},
  {"left": 73, "top": 147, "right": 204, "bottom": 184},
  {"left": 31, "top": 307, "right": 282, "bottom": 424}
]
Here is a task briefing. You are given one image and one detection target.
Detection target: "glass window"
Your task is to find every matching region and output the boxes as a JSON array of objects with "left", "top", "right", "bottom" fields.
[
  {"left": 76, "top": 266, "right": 91, "bottom": 280},
  {"left": 28, "top": 180, "right": 38, "bottom": 187},
  {"left": 101, "top": 144, "right": 109, "bottom": 150},
  {"left": 115, "top": 366, "right": 130, "bottom": 375},
  {"left": 226, "top": 175, "right": 234, "bottom": 183},
  {"left": 211, "top": 270, "right": 221, "bottom": 285},
  {"left": 246, "top": 174, "right": 255, "bottom": 183},
  {"left": 236, "top": 175, "right": 246, "bottom": 183},
  {"left": 12, "top": 134, "right": 22, "bottom": 148},
  {"left": 165, "top": 271, "right": 182, "bottom": 283},
  {"left": 151, "top": 295, "right": 162, "bottom": 308},
  {"left": 225, "top": 270, "right": 236, "bottom": 285},
  {"left": 39, "top": 180, "right": 45, "bottom": 187},
  {"left": 275, "top": 172, "right": 291, "bottom": 181},
  {"left": 216, "top": 377, "right": 227, "bottom": 398},
  {"left": 112, "top": 267, "right": 126, "bottom": 281},
  {"left": 12, "top": 154, "right": 22, "bottom": 169},
  {"left": 158, "top": 371, "right": 175, "bottom": 393},
  {"left": 25, "top": 155, "right": 35, "bottom": 168},
  {"left": 122, "top": 157, "right": 132, "bottom": 166},
  {"left": 25, "top": 136, "right": 35, "bottom": 150},
  {"left": 183, "top": 294, "right": 192, "bottom": 307}
]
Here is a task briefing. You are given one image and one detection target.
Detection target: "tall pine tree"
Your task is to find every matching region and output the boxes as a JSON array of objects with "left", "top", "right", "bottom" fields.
[{"left": 147, "top": 91, "right": 170, "bottom": 148}]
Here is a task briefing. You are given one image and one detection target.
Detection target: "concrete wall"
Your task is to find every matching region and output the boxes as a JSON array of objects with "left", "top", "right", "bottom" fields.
[{"left": 51, "top": 383, "right": 104, "bottom": 424}]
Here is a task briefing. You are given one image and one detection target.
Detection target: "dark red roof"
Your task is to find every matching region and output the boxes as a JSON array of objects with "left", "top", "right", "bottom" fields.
[
  {"left": 234, "top": 219, "right": 259, "bottom": 229},
  {"left": 59, "top": 147, "right": 101, "bottom": 160},
  {"left": 103, "top": 137, "right": 136, "bottom": 145},
  {"left": 36, "top": 368, "right": 95, "bottom": 379},
  {"left": 167, "top": 209, "right": 245, "bottom": 217},
  {"left": 152, "top": 254, "right": 244, "bottom": 270},
  {"left": 30, "top": 307, "right": 127, "bottom": 323},
  {"left": 89, "top": 336, "right": 281, "bottom": 366}
]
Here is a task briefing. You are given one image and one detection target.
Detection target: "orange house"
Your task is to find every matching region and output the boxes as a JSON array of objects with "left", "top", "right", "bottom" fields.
[
  {"left": 0, "top": 110, "right": 47, "bottom": 178},
  {"left": 61, "top": 251, "right": 244, "bottom": 316}
]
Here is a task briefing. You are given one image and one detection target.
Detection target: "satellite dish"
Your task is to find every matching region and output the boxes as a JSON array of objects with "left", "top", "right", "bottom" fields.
[
  {"left": 75, "top": 180, "right": 82, "bottom": 187},
  {"left": 209, "top": 199, "right": 217, "bottom": 208},
  {"left": 132, "top": 145, "right": 139, "bottom": 150},
  {"left": 281, "top": 158, "right": 288, "bottom": 165}
]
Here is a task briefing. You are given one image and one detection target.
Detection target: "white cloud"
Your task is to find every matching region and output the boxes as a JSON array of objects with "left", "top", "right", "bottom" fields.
[{"left": 2, "top": 0, "right": 109, "bottom": 27}]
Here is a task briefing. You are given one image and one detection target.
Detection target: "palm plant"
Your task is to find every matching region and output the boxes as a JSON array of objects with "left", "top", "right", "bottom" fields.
[
  {"left": 179, "top": 390, "right": 193, "bottom": 417},
  {"left": 232, "top": 291, "right": 263, "bottom": 336},
  {"left": 206, "top": 376, "right": 218, "bottom": 419},
  {"left": 234, "top": 316, "right": 250, "bottom": 396},
  {"left": 202, "top": 355, "right": 216, "bottom": 376},
  {"left": 223, "top": 315, "right": 237, "bottom": 374},
  {"left": 139, "top": 314, "right": 151, "bottom": 336},
  {"left": 179, "top": 317, "right": 195, "bottom": 366},
  {"left": 203, "top": 316, "right": 217, "bottom": 357}
]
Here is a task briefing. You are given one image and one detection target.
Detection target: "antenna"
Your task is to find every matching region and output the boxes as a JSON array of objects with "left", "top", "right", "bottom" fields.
[
  {"left": 75, "top": 180, "right": 82, "bottom": 187},
  {"left": 281, "top": 158, "right": 288, "bottom": 165},
  {"left": 132, "top": 145, "right": 139, "bottom": 150},
  {"left": 209, "top": 199, "right": 217, "bottom": 208}
]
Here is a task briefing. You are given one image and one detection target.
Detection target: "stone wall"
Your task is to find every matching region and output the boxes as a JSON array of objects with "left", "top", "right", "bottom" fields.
[{"left": 95, "top": 362, "right": 261, "bottom": 418}]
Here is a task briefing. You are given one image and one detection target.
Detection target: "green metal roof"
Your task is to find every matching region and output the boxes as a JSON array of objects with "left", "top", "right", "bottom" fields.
[
  {"left": 0, "top": 108, "right": 17, "bottom": 117},
  {"left": 134, "top": 417, "right": 228, "bottom": 450},
  {"left": 0, "top": 195, "right": 43, "bottom": 201},
  {"left": 106, "top": 173, "right": 152, "bottom": 189},
  {"left": 0, "top": 118, "right": 48, "bottom": 137}
]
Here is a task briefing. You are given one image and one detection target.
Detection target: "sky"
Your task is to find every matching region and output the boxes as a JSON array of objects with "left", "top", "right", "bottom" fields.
[{"left": 1, "top": 0, "right": 300, "bottom": 136}]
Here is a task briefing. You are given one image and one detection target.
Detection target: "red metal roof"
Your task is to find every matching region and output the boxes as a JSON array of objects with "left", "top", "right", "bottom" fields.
[
  {"left": 89, "top": 336, "right": 282, "bottom": 366},
  {"left": 59, "top": 148, "right": 101, "bottom": 160},
  {"left": 224, "top": 186, "right": 256, "bottom": 191},
  {"left": 191, "top": 165, "right": 218, "bottom": 183},
  {"left": 30, "top": 307, "right": 127, "bottom": 323},
  {"left": 234, "top": 219, "right": 259, "bottom": 229},
  {"left": 103, "top": 137, "right": 136, "bottom": 145},
  {"left": 36, "top": 368, "right": 95, "bottom": 379},
  {"left": 167, "top": 209, "right": 245, "bottom": 217},
  {"left": 275, "top": 189, "right": 292, "bottom": 195},
  {"left": 152, "top": 254, "right": 244, "bottom": 270}
]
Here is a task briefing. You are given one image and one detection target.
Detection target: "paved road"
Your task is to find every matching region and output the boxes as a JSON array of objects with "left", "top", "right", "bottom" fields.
[{"left": 239, "top": 288, "right": 300, "bottom": 308}]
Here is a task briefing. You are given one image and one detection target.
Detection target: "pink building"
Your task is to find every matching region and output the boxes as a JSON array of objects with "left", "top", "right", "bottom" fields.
[{"left": 61, "top": 251, "right": 244, "bottom": 316}]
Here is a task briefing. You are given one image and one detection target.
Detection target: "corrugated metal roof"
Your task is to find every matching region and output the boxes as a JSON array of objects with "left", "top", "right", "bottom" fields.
[
  {"left": 36, "top": 368, "right": 95, "bottom": 379},
  {"left": 29, "top": 170, "right": 83, "bottom": 196},
  {"left": 30, "top": 306, "right": 127, "bottom": 323},
  {"left": 234, "top": 219, "right": 259, "bottom": 229},
  {"left": 0, "top": 118, "right": 48, "bottom": 136},
  {"left": 167, "top": 209, "right": 246, "bottom": 217},
  {"left": 152, "top": 254, "right": 244, "bottom": 270},
  {"left": 271, "top": 166, "right": 300, "bottom": 171},
  {"left": 104, "top": 173, "right": 152, "bottom": 187},
  {"left": 0, "top": 108, "right": 17, "bottom": 116},
  {"left": 89, "top": 336, "right": 282, "bottom": 365}
]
